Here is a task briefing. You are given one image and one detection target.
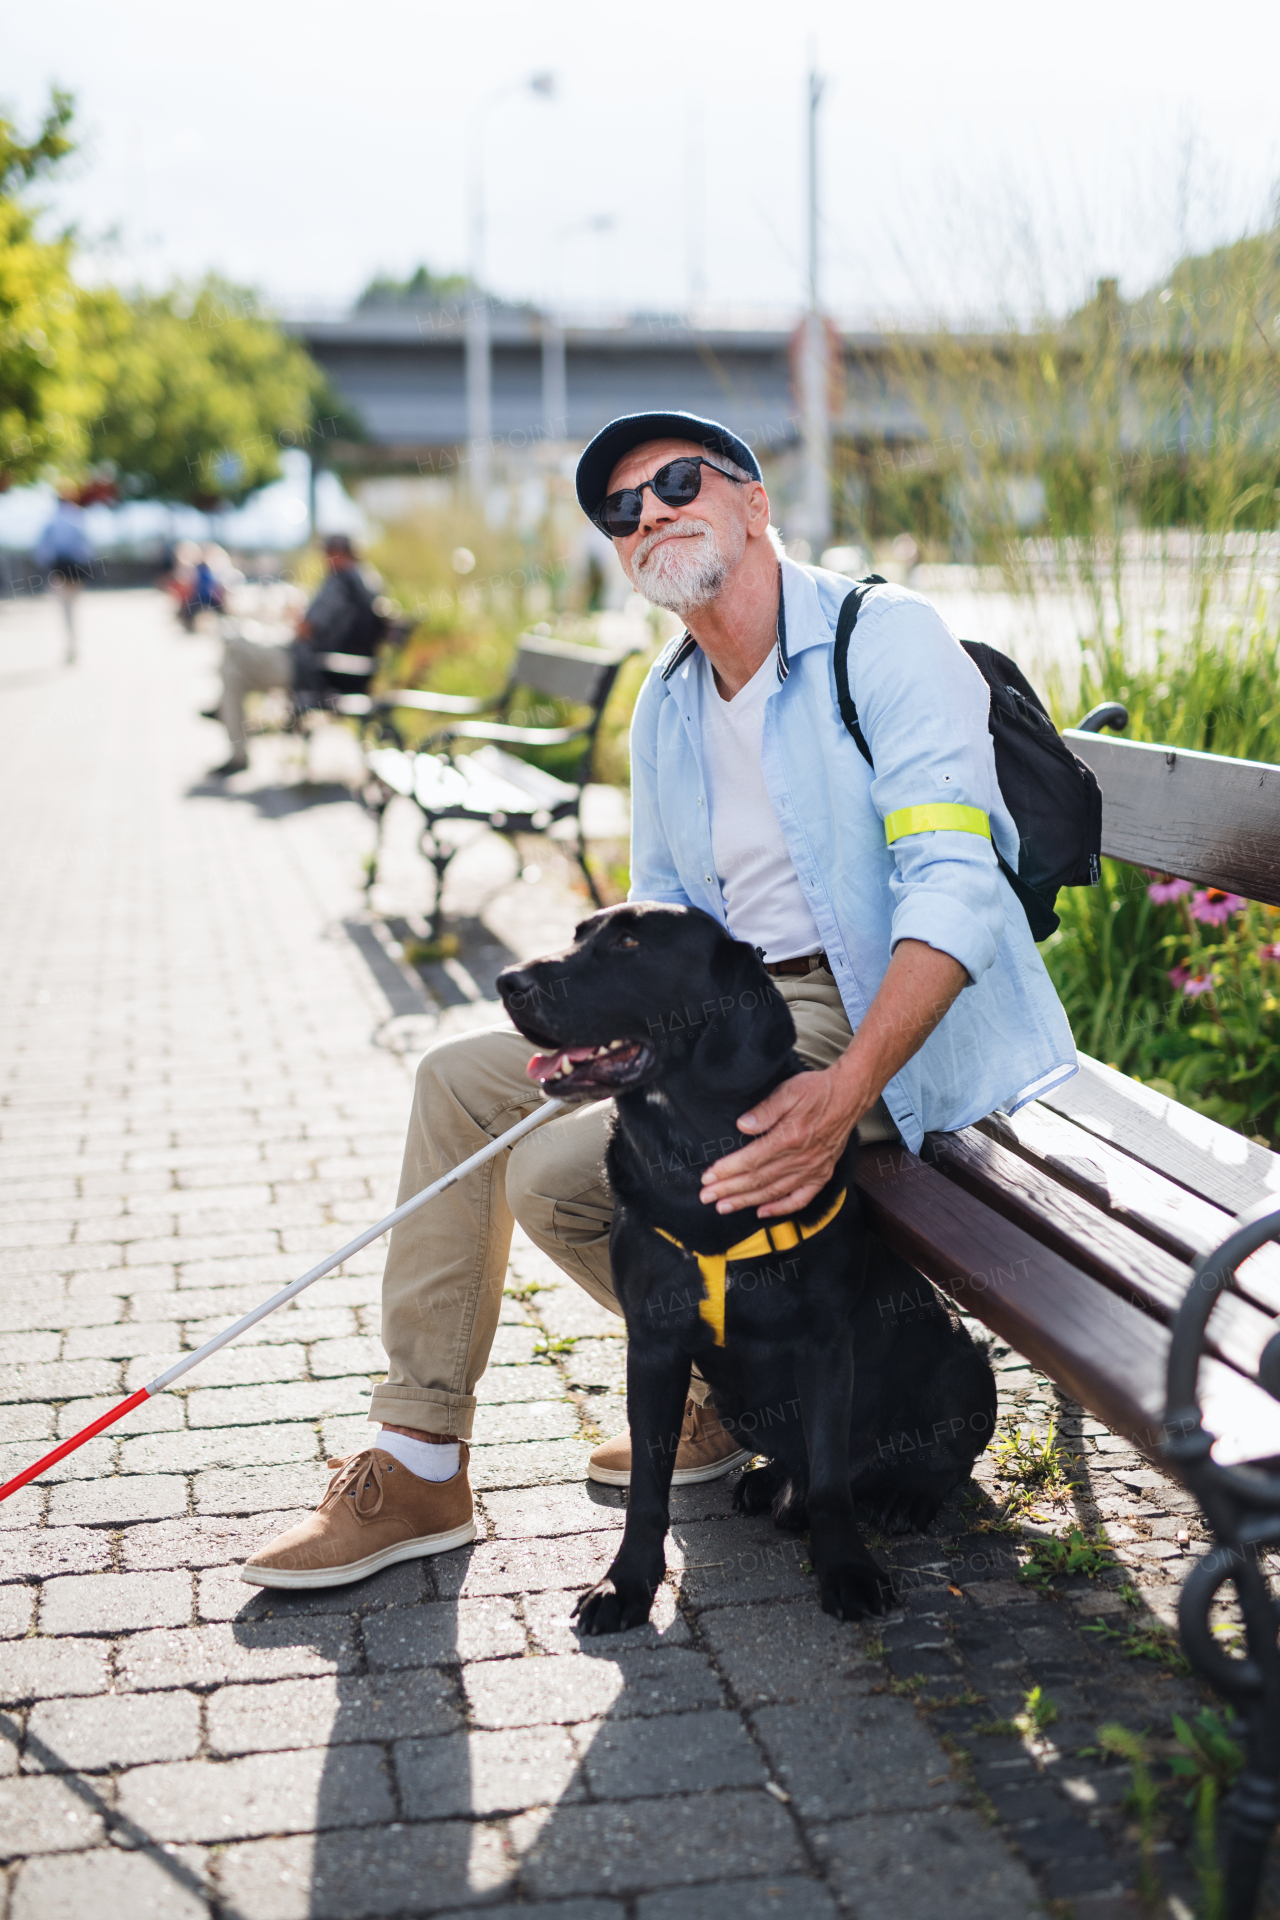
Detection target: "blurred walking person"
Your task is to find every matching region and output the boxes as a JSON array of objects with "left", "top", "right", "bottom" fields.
[{"left": 34, "top": 485, "right": 97, "bottom": 666}]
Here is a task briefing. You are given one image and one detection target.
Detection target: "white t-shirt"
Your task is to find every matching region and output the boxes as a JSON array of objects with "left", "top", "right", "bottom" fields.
[{"left": 697, "top": 650, "right": 823, "bottom": 962}]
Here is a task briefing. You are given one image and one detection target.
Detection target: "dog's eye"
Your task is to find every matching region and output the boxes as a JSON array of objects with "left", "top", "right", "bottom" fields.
[{"left": 617, "top": 934, "right": 640, "bottom": 950}]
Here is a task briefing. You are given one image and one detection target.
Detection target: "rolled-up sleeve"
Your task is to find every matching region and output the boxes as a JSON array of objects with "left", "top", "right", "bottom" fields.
[
  {"left": 627, "top": 669, "right": 695, "bottom": 908},
  {"left": 853, "top": 595, "right": 1007, "bottom": 983}
]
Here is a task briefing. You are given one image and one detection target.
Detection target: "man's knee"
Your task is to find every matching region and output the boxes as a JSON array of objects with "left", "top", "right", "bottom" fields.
[{"left": 412, "top": 1026, "right": 524, "bottom": 1111}]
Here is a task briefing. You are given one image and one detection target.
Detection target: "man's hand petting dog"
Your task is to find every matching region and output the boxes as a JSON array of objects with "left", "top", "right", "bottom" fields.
[
  {"left": 700, "top": 939, "right": 969, "bottom": 1217},
  {"left": 700, "top": 1061, "right": 865, "bottom": 1219}
]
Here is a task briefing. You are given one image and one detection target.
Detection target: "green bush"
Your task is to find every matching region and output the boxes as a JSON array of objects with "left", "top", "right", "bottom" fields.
[{"left": 1043, "top": 611, "right": 1280, "bottom": 1145}]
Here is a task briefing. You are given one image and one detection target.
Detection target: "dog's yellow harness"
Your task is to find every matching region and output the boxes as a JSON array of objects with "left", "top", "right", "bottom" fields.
[{"left": 654, "top": 1188, "right": 848, "bottom": 1346}]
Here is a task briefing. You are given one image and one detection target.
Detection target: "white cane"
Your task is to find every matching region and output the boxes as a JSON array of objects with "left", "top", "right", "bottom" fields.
[{"left": 0, "top": 1098, "right": 567, "bottom": 1502}]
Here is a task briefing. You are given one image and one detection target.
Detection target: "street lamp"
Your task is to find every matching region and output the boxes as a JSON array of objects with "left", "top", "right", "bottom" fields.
[{"left": 467, "top": 73, "right": 557, "bottom": 496}]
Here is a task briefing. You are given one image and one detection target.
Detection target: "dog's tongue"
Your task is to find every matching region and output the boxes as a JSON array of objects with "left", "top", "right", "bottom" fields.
[{"left": 526, "top": 1045, "right": 598, "bottom": 1086}]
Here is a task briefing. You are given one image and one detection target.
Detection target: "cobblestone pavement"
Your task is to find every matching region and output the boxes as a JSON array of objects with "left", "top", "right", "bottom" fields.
[{"left": 0, "top": 590, "right": 1272, "bottom": 1920}]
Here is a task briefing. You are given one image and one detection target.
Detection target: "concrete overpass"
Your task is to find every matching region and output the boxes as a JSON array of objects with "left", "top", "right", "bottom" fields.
[{"left": 283, "top": 301, "right": 926, "bottom": 468}]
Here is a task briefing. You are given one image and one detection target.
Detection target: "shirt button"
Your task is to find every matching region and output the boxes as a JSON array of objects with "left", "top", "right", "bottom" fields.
[{"left": 705, "top": 875, "right": 712, "bottom": 884}]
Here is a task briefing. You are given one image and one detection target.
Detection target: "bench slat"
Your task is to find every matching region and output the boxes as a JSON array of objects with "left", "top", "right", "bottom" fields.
[
  {"left": 980, "top": 1100, "right": 1280, "bottom": 1318},
  {"left": 853, "top": 1144, "right": 1280, "bottom": 1467},
  {"left": 1040, "top": 1055, "right": 1280, "bottom": 1219},
  {"left": 924, "top": 1127, "right": 1275, "bottom": 1375},
  {"left": 1064, "top": 729, "right": 1280, "bottom": 906}
]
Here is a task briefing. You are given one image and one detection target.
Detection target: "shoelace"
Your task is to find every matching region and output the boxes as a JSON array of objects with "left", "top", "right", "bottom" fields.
[{"left": 319, "top": 1448, "right": 391, "bottom": 1520}]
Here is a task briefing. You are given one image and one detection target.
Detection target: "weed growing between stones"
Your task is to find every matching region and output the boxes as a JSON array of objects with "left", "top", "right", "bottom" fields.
[
  {"left": 1020, "top": 1524, "right": 1116, "bottom": 1587},
  {"left": 989, "top": 1415, "right": 1081, "bottom": 1521}
]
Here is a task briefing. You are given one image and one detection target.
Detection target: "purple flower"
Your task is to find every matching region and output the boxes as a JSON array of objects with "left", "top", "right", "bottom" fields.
[
  {"left": 1261, "top": 944, "right": 1280, "bottom": 963},
  {"left": 1147, "top": 875, "right": 1193, "bottom": 903},
  {"left": 1169, "top": 964, "right": 1215, "bottom": 997},
  {"left": 1190, "top": 888, "right": 1245, "bottom": 926}
]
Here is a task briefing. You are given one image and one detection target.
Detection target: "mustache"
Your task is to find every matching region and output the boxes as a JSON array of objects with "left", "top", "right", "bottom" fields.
[{"left": 633, "top": 519, "right": 715, "bottom": 571}]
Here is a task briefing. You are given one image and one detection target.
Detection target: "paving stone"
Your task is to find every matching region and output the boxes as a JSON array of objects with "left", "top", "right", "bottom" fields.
[
  {"left": 208, "top": 1668, "right": 459, "bottom": 1754},
  {"left": 670, "top": 1520, "right": 816, "bottom": 1609},
  {"left": 751, "top": 1697, "right": 964, "bottom": 1821},
  {"left": 115, "top": 1618, "right": 360, "bottom": 1691},
  {"left": 465, "top": 1648, "right": 723, "bottom": 1728},
  {"left": 487, "top": 1325, "right": 542, "bottom": 1365},
  {"left": 636, "top": 1879, "right": 840, "bottom": 1920},
  {"left": 119, "top": 1422, "right": 320, "bottom": 1476},
  {"left": 480, "top": 1484, "right": 626, "bottom": 1540},
  {"left": 396, "top": 1724, "right": 584, "bottom": 1817},
  {"left": 811, "top": 1808, "right": 1041, "bottom": 1917},
  {"left": 696, "top": 1598, "right": 880, "bottom": 1705},
  {"left": 0, "top": 1773, "right": 107, "bottom": 1858},
  {"left": 523, "top": 1585, "right": 690, "bottom": 1655},
  {"left": 308, "top": 1335, "right": 390, "bottom": 1377},
  {"left": 39, "top": 1569, "right": 192, "bottom": 1636},
  {"left": 120, "top": 1509, "right": 306, "bottom": 1572},
  {"left": 363, "top": 1596, "right": 527, "bottom": 1669},
  {"left": 0, "top": 1584, "right": 35, "bottom": 1638},
  {"left": 193, "top": 1461, "right": 330, "bottom": 1515},
  {"left": 186, "top": 1376, "right": 371, "bottom": 1428},
  {"left": 574, "top": 1707, "right": 768, "bottom": 1800},
  {"left": 512, "top": 1791, "right": 804, "bottom": 1898},
  {"left": 0, "top": 1403, "right": 55, "bottom": 1443},
  {"left": 126, "top": 1340, "right": 310, "bottom": 1392},
  {"left": 0, "top": 1359, "right": 122, "bottom": 1402},
  {"left": 25, "top": 1688, "right": 202, "bottom": 1772},
  {"left": 435, "top": 1531, "right": 618, "bottom": 1599},
  {"left": 0, "top": 1638, "right": 110, "bottom": 1704},
  {"left": 468, "top": 1400, "right": 580, "bottom": 1445},
  {"left": 467, "top": 1439, "right": 597, "bottom": 1490},
  {"left": 0, "top": 1526, "right": 114, "bottom": 1582},
  {"left": 47, "top": 1475, "right": 188, "bottom": 1527},
  {"left": 199, "top": 1551, "right": 430, "bottom": 1621},
  {"left": 116, "top": 1743, "right": 394, "bottom": 1842},
  {"left": 217, "top": 1821, "right": 513, "bottom": 1920}
]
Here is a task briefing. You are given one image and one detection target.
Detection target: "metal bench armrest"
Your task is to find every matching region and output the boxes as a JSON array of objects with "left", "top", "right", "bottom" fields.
[
  {"left": 434, "top": 720, "right": 591, "bottom": 749},
  {"left": 372, "top": 689, "right": 501, "bottom": 716}
]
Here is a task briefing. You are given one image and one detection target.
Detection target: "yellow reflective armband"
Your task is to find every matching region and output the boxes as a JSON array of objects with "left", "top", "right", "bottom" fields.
[{"left": 884, "top": 803, "right": 991, "bottom": 846}]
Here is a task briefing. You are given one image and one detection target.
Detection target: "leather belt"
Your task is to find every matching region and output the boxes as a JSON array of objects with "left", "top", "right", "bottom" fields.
[{"left": 764, "top": 950, "right": 829, "bottom": 977}]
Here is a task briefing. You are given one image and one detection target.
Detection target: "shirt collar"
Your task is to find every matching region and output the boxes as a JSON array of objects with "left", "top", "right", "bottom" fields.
[{"left": 659, "top": 555, "right": 829, "bottom": 685}]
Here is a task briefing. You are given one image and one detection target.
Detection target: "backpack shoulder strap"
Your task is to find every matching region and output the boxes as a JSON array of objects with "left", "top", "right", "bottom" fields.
[{"left": 832, "top": 577, "right": 886, "bottom": 767}]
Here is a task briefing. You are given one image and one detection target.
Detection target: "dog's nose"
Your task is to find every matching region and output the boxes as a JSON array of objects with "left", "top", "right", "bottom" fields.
[{"left": 497, "top": 965, "right": 536, "bottom": 999}]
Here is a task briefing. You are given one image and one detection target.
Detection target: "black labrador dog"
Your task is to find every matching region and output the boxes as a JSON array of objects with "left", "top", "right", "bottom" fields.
[{"left": 497, "top": 903, "right": 996, "bottom": 1633}]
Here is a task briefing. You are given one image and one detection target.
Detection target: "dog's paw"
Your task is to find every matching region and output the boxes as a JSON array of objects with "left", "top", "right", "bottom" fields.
[
  {"left": 572, "top": 1576, "right": 654, "bottom": 1636},
  {"left": 732, "top": 1464, "right": 782, "bottom": 1517},
  {"left": 816, "top": 1557, "right": 895, "bottom": 1622}
]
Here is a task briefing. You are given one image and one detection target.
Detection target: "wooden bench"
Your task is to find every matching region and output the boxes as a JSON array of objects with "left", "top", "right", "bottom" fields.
[
  {"left": 854, "top": 721, "right": 1280, "bottom": 1915},
  {"left": 358, "top": 633, "right": 637, "bottom": 940}
]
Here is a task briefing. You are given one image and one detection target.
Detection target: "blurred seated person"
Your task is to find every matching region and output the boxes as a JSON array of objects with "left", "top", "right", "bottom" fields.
[{"left": 205, "top": 533, "right": 382, "bottom": 777}]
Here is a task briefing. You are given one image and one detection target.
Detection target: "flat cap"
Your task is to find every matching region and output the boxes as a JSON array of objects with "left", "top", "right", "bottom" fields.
[{"left": 575, "top": 411, "right": 761, "bottom": 526}]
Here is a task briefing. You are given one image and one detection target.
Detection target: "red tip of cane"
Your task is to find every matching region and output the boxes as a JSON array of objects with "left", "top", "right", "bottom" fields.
[{"left": 0, "top": 1387, "right": 152, "bottom": 1503}]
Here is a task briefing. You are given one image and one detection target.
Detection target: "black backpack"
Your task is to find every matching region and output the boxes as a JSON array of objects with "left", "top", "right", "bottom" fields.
[{"left": 833, "top": 579, "right": 1102, "bottom": 941}]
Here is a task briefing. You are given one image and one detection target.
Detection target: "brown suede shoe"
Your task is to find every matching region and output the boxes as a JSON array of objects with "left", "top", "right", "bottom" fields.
[
  {"left": 241, "top": 1445, "right": 475, "bottom": 1589},
  {"left": 588, "top": 1398, "right": 753, "bottom": 1488}
]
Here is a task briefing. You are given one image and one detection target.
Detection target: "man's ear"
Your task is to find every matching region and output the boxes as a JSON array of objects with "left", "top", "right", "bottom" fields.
[{"left": 687, "top": 938, "right": 795, "bottom": 1097}]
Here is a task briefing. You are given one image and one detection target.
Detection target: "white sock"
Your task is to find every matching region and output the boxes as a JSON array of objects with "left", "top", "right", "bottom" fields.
[{"left": 376, "top": 1428, "right": 461, "bottom": 1482}]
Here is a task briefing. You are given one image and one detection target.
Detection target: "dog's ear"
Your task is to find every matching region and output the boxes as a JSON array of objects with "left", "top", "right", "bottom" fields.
[{"left": 687, "top": 936, "right": 796, "bottom": 1098}]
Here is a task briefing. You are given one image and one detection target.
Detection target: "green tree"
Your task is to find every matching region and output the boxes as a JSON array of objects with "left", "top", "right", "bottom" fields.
[
  {"left": 0, "top": 90, "right": 88, "bottom": 488},
  {"left": 74, "top": 277, "right": 332, "bottom": 506}
]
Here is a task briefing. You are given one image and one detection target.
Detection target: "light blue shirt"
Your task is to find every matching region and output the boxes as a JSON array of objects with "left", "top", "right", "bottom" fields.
[{"left": 627, "top": 557, "right": 1078, "bottom": 1153}]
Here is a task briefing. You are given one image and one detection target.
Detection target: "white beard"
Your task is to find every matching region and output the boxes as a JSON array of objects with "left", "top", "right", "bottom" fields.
[{"left": 630, "top": 518, "right": 739, "bottom": 613}]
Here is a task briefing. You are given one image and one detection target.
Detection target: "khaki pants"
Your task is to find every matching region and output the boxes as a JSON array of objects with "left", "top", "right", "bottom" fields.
[
  {"left": 218, "top": 634, "right": 294, "bottom": 754},
  {"left": 371, "top": 968, "right": 898, "bottom": 1439}
]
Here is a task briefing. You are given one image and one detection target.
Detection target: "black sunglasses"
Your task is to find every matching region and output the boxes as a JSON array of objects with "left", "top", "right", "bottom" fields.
[{"left": 593, "top": 456, "right": 747, "bottom": 538}]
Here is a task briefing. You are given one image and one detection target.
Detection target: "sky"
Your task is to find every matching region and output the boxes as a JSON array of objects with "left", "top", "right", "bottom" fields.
[{"left": 4, "top": 0, "right": 1280, "bottom": 324}]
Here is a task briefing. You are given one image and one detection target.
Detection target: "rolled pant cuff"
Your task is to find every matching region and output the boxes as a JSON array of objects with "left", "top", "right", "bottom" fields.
[{"left": 368, "top": 1385, "right": 478, "bottom": 1440}]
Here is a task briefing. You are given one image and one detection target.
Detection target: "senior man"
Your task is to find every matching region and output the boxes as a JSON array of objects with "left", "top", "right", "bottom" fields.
[{"left": 242, "top": 409, "right": 1075, "bottom": 1588}]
